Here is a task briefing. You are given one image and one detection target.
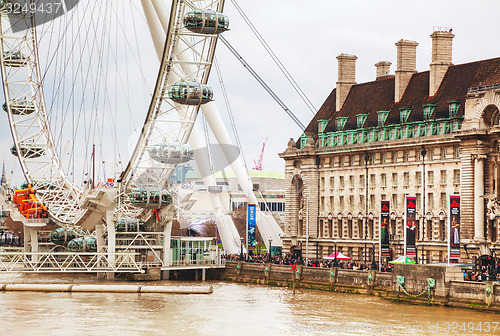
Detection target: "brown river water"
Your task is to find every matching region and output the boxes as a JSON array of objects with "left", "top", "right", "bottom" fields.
[{"left": 0, "top": 273, "right": 498, "bottom": 335}]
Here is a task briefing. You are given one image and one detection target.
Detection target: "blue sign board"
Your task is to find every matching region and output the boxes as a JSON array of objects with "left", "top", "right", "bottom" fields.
[{"left": 247, "top": 205, "right": 256, "bottom": 247}]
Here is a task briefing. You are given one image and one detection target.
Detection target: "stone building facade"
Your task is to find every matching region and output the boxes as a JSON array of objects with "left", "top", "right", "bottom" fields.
[{"left": 280, "top": 30, "right": 500, "bottom": 264}]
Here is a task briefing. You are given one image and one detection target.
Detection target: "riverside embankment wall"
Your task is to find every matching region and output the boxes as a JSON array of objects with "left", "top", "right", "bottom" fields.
[{"left": 224, "top": 261, "right": 500, "bottom": 313}]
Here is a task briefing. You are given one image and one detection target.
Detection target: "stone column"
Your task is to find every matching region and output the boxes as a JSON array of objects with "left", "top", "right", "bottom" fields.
[{"left": 474, "top": 155, "right": 487, "bottom": 241}]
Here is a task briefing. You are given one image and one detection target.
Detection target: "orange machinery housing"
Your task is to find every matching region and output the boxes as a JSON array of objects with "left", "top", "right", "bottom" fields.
[{"left": 13, "top": 184, "right": 48, "bottom": 219}]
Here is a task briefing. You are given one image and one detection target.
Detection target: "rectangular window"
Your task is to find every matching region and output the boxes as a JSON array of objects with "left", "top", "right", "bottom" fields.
[
  {"left": 440, "top": 192, "right": 447, "bottom": 209},
  {"left": 339, "top": 176, "right": 345, "bottom": 189},
  {"left": 440, "top": 148, "right": 447, "bottom": 160},
  {"left": 448, "top": 101, "right": 461, "bottom": 117},
  {"left": 369, "top": 195, "right": 376, "bottom": 209},
  {"left": 392, "top": 173, "right": 398, "bottom": 185},
  {"left": 392, "top": 152, "right": 398, "bottom": 163},
  {"left": 381, "top": 194, "right": 387, "bottom": 200},
  {"left": 339, "top": 196, "right": 344, "bottom": 209},
  {"left": 427, "top": 149, "right": 434, "bottom": 161},
  {"left": 404, "top": 172, "right": 410, "bottom": 186},
  {"left": 320, "top": 177, "right": 325, "bottom": 191},
  {"left": 330, "top": 177, "right": 335, "bottom": 189},
  {"left": 340, "top": 156, "right": 345, "bottom": 167},
  {"left": 392, "top": 194, "right": 398, "bottom": 209},
  {"left": 381, "top": 173, "right": 387, "bottom": 187},
  {"left": 357, "top": 114, "right": 368, "bottom": 128},
  {"left": 416, "top": 193, "right": 421, "bottom": 209},
  {"left": 428, "top": 193, "right": 434, "bottom": 209},
  {"left": 349, "top": 175, "right": 354, "bottom": 188},
  {"left": 349, "top": 195, "right": 354, "bottom": 209},
  {"left": 330, "top": 196, "right": 334, "bottom": 211},
  {"left": 423, "top": 104, "right": 436, "bottom": 119},
  {"left": 428, "top": 171, "right": 434, "bottom": 185},
  {"left": 370, "top": 174, "right": 376, "bottom": 186},
  {"left": 440, "top": 170, "right": 447, "bottom": 185},
  {"left": 378, "top": 111, "right": 389, "bottom": 126},
  {"left": 400, "top": 108, "right": 411, "bottom": 123},
  {"left": 416, "top": 171, "right": 422, "bottom": 186},
  {"left": 453, "top": 169, "right": 460, "bottom": 184},
  {"left": 381, "top": 153, "right": 387, "bottom": 164},
  {"left": 454, "top": 148, "right": 461, "bottom": 159},
  {"left": 359, "top": 175, "right": 365, "bottom": 186},
  {"left": 349, "top": 156, "right": 354, "bottom": 166},
  {"left": 403, "top": 151, "right": 410, "bottom": 162},
  {"left": 320, "top": 196, "right": 325, "bottom": 212},
  {"left": 360, "top": 195, "right": 365, "bottom": 210}
]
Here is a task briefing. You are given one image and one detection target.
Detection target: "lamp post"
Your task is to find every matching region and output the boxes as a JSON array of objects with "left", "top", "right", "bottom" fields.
[
  {"left": 371, "top": 242, "right": 377, "bottom": 270},
  {"left": 268, "top": 238, "right": 272, "bottom": 258},
  {"left": 306, "top": 199, "right": 309, "bottom": 263},
  {"left": 240, "top": 237, "right": 244, "bottom": 261},
  {"left": 333, "top": 240, "right": 339, "bottom": 267},
  {"left": 421, "top": 148, "right": 426, "bottom": 260},
  {"left": 364, "top": 153, "right": 369, "bottom": 264}
]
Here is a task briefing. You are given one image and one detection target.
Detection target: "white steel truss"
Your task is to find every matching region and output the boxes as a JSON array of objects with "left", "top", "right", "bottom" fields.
[{"left": 0, "top": 252, "right": 143, "bottom": 272}]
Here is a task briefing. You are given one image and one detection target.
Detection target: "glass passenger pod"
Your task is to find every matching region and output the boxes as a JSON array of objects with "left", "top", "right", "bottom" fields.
[
  {"left": 115, "top": 218, "right": 149, "bottom": 232},
  {"left": 129, "top": 189, "right": 172, "bottom": 209},
  {"left": 168, "top": 81, "right": 213, "bottom": 105},
  {"left": 3, "top": 50, "right": 28, "bottom": 67},
  {"left": 3, "top": 98, "right": 35, "bottom": 115},
  {"left": 49, "top": 228, "right": 83, "bottom": 246},
  {"left": 149, "top": 142, "right": 194, "bottom": 164},
  {"left": 67, "top": 236, "right": 97, "bottom": 252},
  {"left": 183, "top": 9, "right": 229, "bottom": 34},
  {"left": 10, "top": 142, "right": 45, "bottom": 158}
]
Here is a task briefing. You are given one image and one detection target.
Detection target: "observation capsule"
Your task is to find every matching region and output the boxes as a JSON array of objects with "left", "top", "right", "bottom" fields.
[
  {"left": 3, "top": 98, "right": 35, "bottom": 115},
  {"left": 129, "top": 189, "right": 172, "bottom": 209},
  {"left": 168, "top": 81, "right": 213, "bottom": 105},
  {"left": 3, "top": 50, "right": 27, "bottom": 67},
  {"left": 115, "top": 218, "right": 149, "bottom": 232},
  {"left": 149, "top": 142, "right": 194, "bottom": 165},
  {"left": 10, "top": 142, "right": 45, "bottom": 158},
  {"left": 67, "top": 236, "right": 97, "bottom": 253},
  {"left": 49, "top": 228, "right": 83, "bottom": 246},
  {"left": 183, "top": 9, "right": 229, "bottom": 34}
]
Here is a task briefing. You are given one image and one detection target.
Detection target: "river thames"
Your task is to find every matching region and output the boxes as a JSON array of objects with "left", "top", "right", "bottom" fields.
[{"left": 0, "top": 273, "right": 498, "bottom": 335}]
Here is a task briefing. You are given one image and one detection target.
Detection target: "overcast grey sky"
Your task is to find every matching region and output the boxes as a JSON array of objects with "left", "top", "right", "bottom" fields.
[{"left": 1, "top": 0, "right": 500, "bottom": 186}]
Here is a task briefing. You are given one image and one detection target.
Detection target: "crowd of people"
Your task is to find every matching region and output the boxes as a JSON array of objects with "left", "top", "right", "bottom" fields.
[
  {"left": 464, "top": 266, "right": 500, "bottom": 282},
  {"left": 223, "top": 253, "right": 393, "bottom": 272}
]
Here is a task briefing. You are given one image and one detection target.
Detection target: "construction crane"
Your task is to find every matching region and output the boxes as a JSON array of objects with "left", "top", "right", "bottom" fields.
[{"left": 253, "top": 138, "right": 268, "bottom": 170}]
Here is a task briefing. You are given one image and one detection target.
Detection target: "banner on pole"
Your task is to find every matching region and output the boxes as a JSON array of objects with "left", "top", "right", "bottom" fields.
[
  {"left": 405, "top": 196, "right": 417, "bottom": 257},
  {"left": 380, "top": 201, "right": 390, "bottom": 257},
  {"left": 449, "top": 195, "right": 461, "bottom": 261},
  {"left": 247, "top": 204, "right": 256, "bottom": 248}
]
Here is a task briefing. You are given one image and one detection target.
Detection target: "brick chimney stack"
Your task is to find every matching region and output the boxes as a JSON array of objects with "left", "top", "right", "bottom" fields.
[
  {"left": 375, "top": 61, "right": 392, "bottom": 79},
  {"left": 395, "top": 39, "right": 418, "bottom": 102},
  {"left": 429, "top": 29, "right": 454, "bottom": 96},
  {"left": 336, "top": 54, "right": 357, "bottom": 112}
]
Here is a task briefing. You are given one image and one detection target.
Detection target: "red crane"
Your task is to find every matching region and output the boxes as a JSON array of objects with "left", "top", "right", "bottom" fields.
[{"left": 253, "top": 138, "right": 268, "bottom": 170}]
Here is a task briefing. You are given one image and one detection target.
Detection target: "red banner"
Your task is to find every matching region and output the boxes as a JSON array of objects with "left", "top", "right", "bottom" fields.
[{"left": 405, "top": 196, "right": 417, "bottom": 258}]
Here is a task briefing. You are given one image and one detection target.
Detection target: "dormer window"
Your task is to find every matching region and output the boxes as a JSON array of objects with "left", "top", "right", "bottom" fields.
[
  {"left": 336, "top": 117, "right": 348, "bottom": 131},
  {"left": 423, "top": 104, "right": 436, "bottom": 120},
  {"left": 318, "top": 119, "right": 328, "bottom": 133},
  {"left": 448, "top": 101, "right": 461, "bottom": 117},
  {"left": 400, "top": 108, "right": 411, "bottom": 123},
  {"left": 356, "top": 114, "right": 368, "bottom": 128},
  {"left": 377, "top": 111, "right": 389, "bottom": 126}
]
